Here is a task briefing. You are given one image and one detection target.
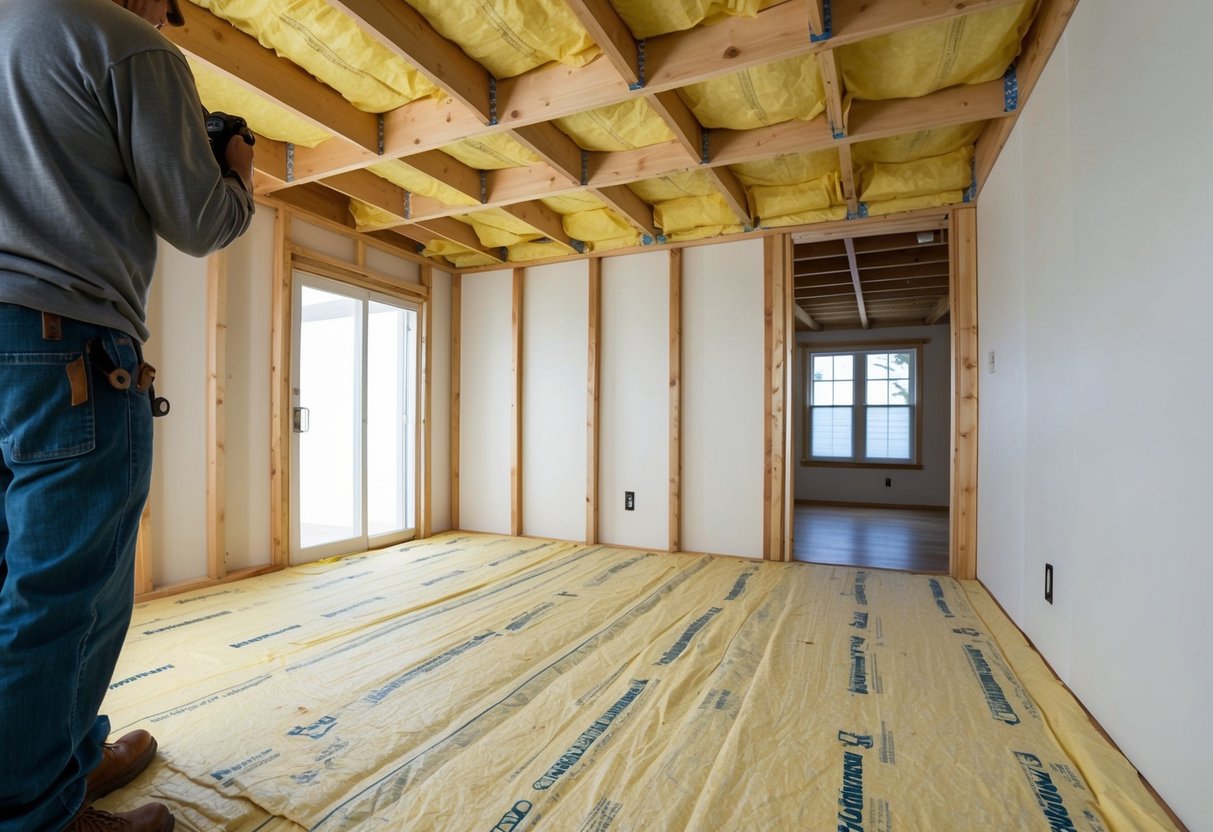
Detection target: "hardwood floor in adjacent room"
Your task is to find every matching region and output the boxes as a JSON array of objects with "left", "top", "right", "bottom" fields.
[{"left": 792, "top": 503, "right": 949, "bottom": 573}]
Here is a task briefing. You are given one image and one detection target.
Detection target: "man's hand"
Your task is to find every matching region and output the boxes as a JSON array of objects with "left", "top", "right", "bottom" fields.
[{"left": 224, "top": 135, "right": 254, "bottom": 192}]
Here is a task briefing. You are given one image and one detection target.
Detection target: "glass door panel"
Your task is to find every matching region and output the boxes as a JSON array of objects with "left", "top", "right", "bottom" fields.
[
  {"left": 297, "top": 283, "right": 363, "bottom": 553},
  {"left": 291, "top": 273, "right": 418, "bottom": 564},
  {"left": 366, "top": 300, "right": 416, "bottom": 540}
]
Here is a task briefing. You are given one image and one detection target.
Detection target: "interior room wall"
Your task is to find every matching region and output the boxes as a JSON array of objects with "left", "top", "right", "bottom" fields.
[
  {"left": 457, "top": 269, "right": 513, "bottom": 534},
  {"left": 145, "top": 240, "right": 210, "bottom": 586},
  {"left": 976, "top": 1, "right": 1213, "bottom": 824},
  {"left": 522, "top": 261, "right": 588, "bottom": 542},
  {"left": 221, "top": 209, "right": 275, "bottom": 571},
  {"left": 598, "top": 252, "right": 670, "bottom": 550},
  {"left": 793, "top": 323, "right": 951, "bottom": 507},
  {"left": 681, "top": 241, "right": 764, "bottom": 558}
]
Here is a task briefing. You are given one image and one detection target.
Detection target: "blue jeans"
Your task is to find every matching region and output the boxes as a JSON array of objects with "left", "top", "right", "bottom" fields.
[{"left": 0, "top": 303, "right": 153, "bottom": 831}]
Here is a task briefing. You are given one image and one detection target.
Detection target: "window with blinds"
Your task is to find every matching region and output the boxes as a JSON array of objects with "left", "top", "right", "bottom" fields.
[{"left": 806, "top": 346, "right": 919, "bottom": 465}]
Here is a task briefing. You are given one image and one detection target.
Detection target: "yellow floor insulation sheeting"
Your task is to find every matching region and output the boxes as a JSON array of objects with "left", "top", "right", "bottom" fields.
[{"left": 98, "top": 534, "right": 1176, "bottom": 831}]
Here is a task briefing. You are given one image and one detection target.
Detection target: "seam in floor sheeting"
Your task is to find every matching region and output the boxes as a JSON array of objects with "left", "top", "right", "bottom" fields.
[{"left": 95, "top": 533, "right": 1177, "bottom": 831}]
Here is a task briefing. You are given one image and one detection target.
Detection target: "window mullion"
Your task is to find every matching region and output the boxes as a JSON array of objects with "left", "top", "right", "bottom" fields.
[{"left": 854, "top": 353, "right": 866, "bottom": 463}]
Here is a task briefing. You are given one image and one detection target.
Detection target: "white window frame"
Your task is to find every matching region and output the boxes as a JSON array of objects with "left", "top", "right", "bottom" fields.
[{"left": 801, "top": 342, "right": 924, "bottom": 469}]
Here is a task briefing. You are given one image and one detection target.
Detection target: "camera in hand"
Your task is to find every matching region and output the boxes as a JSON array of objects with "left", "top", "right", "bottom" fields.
[{"left": 204, "top": 111, "right": 255, "bottom": 174}]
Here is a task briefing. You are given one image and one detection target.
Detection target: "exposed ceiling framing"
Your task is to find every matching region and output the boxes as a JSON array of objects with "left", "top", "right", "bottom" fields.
[{"left": 166, "top": 0, "right": 1078, "bottom": 267}]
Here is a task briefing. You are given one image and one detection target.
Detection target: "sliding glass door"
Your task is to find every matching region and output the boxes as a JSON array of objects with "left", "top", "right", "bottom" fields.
[{"left": 291, "top": 272, "right": 417, "bottom": 563}]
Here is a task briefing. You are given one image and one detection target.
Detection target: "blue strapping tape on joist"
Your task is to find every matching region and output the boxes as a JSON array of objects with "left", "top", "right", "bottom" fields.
[
  {"left": 642, "top": 233, "right": 655, "bottom": 245},
  {"left": 1004, "top": 64, "right": 1019, "bottom": 112},
  {"left": 847, "top": 203, "right": 869, "bottom": 220},
  {"left": 629, "top": 40, "right": 646, "bottom": 91},
  {"left": 810, "top": 0, "right": 832, "bottom": 42}
]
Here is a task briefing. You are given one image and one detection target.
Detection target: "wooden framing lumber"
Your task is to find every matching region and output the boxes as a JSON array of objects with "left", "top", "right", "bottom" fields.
[
  {"left": 450, "top": 274, "right": 462, "bottom": 530},
  {"left": 165, "top": 9, "right": 379, "bottom": 154},
  {"left": 500, "top": 202, "right": 576, "bottom": 250},
  {"left": 562, "top": 0, "right": 641, "bottom": 88},
  {"left": 420, "top": 264, "right": 434, "bottom": 538},
  {"left": 646, "top": 91, "right": 703, "bottom": 162},
  {"left": 409, "top": 217, "right": 506, "bottom": 263},
  {"left": 793, "top": 303, "right": 823, "bottom": 331},
  {"left": 590, "top": 185, "right": 658, "bottom": 238},
  {"left": 949, "top": 207, "right": 979, "bottom": 580},
  {"left": 325, "top": 0, "right": 493, "bottom": 124},
  {"left": 510, "top": 123, "right": 584, "bottom": 186},
  {"left": 134, "top": 506, "right": 154, "bottom": 594},
  {"left": 782, "top": 234, "right": 795, "bottom": 562},
  {"left": 668, "top": 249, "right": 682, "bottom": 553},
  {"left": 763, "top": 235, "right": 788, "bottom": 560},
  {"left": 269, "top": 207, "right": 292, "bottom": 567},
  {"left": 206, "top": 251, "right": 228, "bottom": 581},
  {"left": 926, "top": 294, "right": 951, "bottom": 325},
  {"left": 844, "top": 238, "right": 869, "bottom": 329},
  {"left": 511, "top": 269, "right": 524, "bottom": 537},
  {"left": 586, "top": 259, "right": 602, "bottom": 544}
]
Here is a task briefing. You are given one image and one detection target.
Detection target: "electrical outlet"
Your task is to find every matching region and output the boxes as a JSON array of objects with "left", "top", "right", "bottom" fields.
[
  {"left": 885, "top": 478, "right": 892, "bottom": 488},
  {"left": 1044, "top": 563, "right": 1053, "bottom": 604},
  {"left": 625, "top": 491, "right": 635, "bottom": 511}
]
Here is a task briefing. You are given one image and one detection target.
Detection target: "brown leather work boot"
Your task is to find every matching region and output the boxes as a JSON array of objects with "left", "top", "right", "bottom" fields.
[
  {"left": 65, "top": 804, "right": 175, "bottom": 831},
  {"left": 84, "top": 730, "right": 158, "bottom": 804}
]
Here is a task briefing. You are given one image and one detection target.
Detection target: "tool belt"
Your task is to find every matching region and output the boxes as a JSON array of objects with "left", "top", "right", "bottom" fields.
[{"left": 44, "top": 311, "right": 171, "bottom": 417}]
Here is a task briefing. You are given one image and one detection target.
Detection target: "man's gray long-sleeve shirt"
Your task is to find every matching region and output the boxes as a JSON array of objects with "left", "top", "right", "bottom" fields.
[{"left": 0, "top": 0, "right": 255, "bottom": 342}]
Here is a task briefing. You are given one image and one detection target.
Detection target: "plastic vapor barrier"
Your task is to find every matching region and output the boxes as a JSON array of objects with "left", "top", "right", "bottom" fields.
[{"left": 98, "top": 534, "right": 1178, "bottom": 832}]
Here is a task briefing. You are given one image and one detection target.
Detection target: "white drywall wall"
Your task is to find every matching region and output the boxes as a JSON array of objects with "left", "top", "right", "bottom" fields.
[
  {"left": 793, "top": 324, "right": 951, "bottom": 506},
  {"left": 522, "top": 262, "right": 588, "bottom": 542},
  {"left": 974, "top": 128, "right": 1026, "bottom": 624},
  {"left": 429, "top": 270, "right": 452, "bottom": 533},
  {"left": 365, "top": 247, "right": 421, "bottom": 284},
  {"left": 291, "top": 218, "right": 355, "bottom": 263},
  {"left": 977, "top": 1, "right": 1213, "bottom": 824},
  {"left": 145, "top": 242, "right": 209, "bottom": 586},
  {"left": 458, "top": 270, "right": 513, "bottom": 534},
  {"left": 222, "top": 209, "right": 275, "bottom": 571},
  {"left": 599, "top": 251, "right": 669, "bottom": 550},
  {"left": 681, "top": 241, "right": 764, "bottom": 558}
]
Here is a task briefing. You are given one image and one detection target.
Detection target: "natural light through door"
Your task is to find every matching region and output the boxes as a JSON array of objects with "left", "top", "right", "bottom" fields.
[{"left": 291, "top": 272, "right": 418, "bottom": 563}]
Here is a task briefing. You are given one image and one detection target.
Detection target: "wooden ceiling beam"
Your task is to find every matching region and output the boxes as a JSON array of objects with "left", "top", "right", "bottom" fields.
[
  {"left": 926, "top": 295, "right": 951, "bottom": 325},
  {"left": 647, "top": 91, "right": 704, "bottom": 162},
  {"left": 798, "top": 273, "right": 950, "bottom": 292},
  {"left": 165, "top": 8, "right": 379, "bottom": 154},
  {"left": 801, "top": 285, "right": 948, "bottom": 303},
  {"left": 325, "top": 0, "right": 492, "bottom": 124},
  {"left": 561, "top": 0, "right": 641, "bottom": 88},
  {"left": 591, "top": 184, "right": 659, "bottom": 237},
  {"left": 286, "top": 0, "right": 1016, "bottom": 183},
  {"left": 500, "top": 202, "right": 577, "bottom": 251},
  {"left": 794, "top": 303, "right": 823, "bottom": 332},
  {"left": 844, "top": 238, "right": 869, "bottom": 329},
  {"left": 710, "top": 165, "right": 753, "bottom": 226},
  {"left": 406, "top": 217, "right": 506, "bottom": 263},
  {"left": 858, "top": 262, "right": 950, "bottom": 281},
  {"left": 510, "top": 123, "right": 585, "bottom": 185},
  {"left": 397, "top": 151, "right": 485, "bottom": 206},
  {"left": 322, "top": 170, "right": 408, "bottom": 224},
  {"left": 831, "top": 0, "right": 1029, "bottom": 44}
]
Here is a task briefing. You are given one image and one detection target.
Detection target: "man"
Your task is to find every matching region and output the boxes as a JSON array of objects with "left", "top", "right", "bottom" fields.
[{"left": 0, "top": 0, "right": 255, "bottom": 828}]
